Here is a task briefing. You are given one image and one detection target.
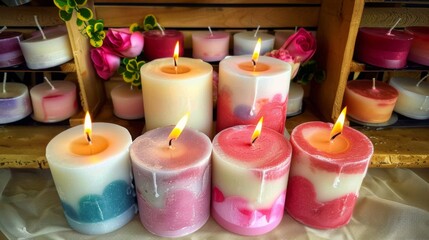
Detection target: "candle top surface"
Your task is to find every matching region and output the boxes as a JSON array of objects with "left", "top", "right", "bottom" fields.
[
  {"left": 140, "top": 57, "right": 212, "bottom": 80},
  {"left": 192, "top": 31, "right": 230, "bottom": 39},
  {"left": 0, "top": 82, "right": 28, "bottom": 99},
  {"left": 130, "top": 126, "right": 212, "bottom": 171},
  {"left": 359, "top": 27, "right": 413, "bottom": 40},
  {"left": 0, "top": 31, "right": 22, "bottom": 40},
  {"left": 405, "top": 26, "right": 429, "bottom": 40},
  {"left": 220, "top": 55, "right": 291, "bottom": 77},
  {"left": 143, "top": 29, "right": 183, "bottom": 39},
  {"left": 234, "top": 31, "right": 274, "bottom": 40},
  {"left": 347, "top": 80, "right": 398, "bottom": 99},
  {"left": 213, "top": 125, "right": 291, "bottom": 170},
  {"left": 390, "top": 77, "right": 429, "bottom": 95},
  {"left": 30, "top": 80, "right": 75, "bottom": 94},
  {"left": 21, "top": 29, "right": 68, "bottom": 43}
]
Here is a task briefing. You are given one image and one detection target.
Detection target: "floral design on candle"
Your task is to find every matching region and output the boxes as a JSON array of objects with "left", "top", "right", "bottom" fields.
[
  {"left": 130, "top": 115, "right": 212, "bottom": 238},
  {"left": 143, "top": 29, "right": 184, "bottom": 61},
  {"left": 111, "top": 82, "right": 144, "bottom": 120},
  {"left": 233, "top": 28, "right": 275, "bottom": 56},
  {"left": 46, "top": 113, "right": 137, "bottom": 235},
  {"left": 0, "top": 73, "right": 32, "bottom": 124},
  {"left": 192, "top": 28, "right": 230, "bottom": 62},
  {"left": 405, "top": 26, "right": 429, "bottom": 66},
  {"left": 285, "top": 109, "right": 374, "bottom": 229},
  {"left": 0, "top": 30, "right": 25, "bottom": 68},
  {"left": 212, "top": 121, "right": 292, "bottom": 236}
]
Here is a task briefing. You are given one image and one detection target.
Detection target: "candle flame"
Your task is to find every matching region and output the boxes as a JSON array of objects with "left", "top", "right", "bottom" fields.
[
  {"left": 173, "top": 41, "right": 180, "bottom": 67},
  {"left": 251, "top": 117, "right": 263, "bottom": 144},
  {"left": 330, "top": 107, "right": 347, "bottom": 141},
  {"left": 84, "top": 111, "right": 92, "bottom": 144},
  {"left": 252, "top": 38, "right": 262, "bottom": 67},
  {"left": 168, "top": 112, "right": 189, "bottom": 147}
]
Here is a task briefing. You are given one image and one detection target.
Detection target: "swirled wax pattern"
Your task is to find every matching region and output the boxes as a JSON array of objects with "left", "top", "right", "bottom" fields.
[
  {"left": 0, "top": 31, "right": 24, "bottom": 68},
  {"left": 0, "top": 82, "right": 32, "bottom": 124}
]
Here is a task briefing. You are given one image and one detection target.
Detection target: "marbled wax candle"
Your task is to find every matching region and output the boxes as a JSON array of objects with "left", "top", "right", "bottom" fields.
[
  {"left": 111, "top": 82, "right": 144, "bottom": 120},
  {"left": 192, "top": 31, "right": 230, "bottom": 62},
  {"left": 0, "top": 82, "right": 32, "bottom": 124},
  {"left": 0, "top": 31, "right": 24, "bottom": 68}
]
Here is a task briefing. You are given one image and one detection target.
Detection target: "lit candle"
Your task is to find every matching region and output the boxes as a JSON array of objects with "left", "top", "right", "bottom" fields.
[
  {"left": 233, "top": 26, "right": 275, "bottom": 55},
  {"left": 389, "top": 75, "right": 429, "bottom": 120},
  {"left": 343, "top": 79, "right": 398, "bottom": 123},
  {"left": 192, "top": 27, "right": 230, "bottom": 62},
  {"left": 0, "top": 30, "right": 25, "bottom": 68},
  {"left": 46, "top": 112, "right": 137, "bottom": 235},
  {"left": 140, "top": 42, "right": 213, "bottom": 137},
  {"left": 130, "top": 114, "right": 212, "bottom": 237},
  {"left": 30, "top": 77, "right": 78, "bottom": 123},
  {"left": 0, "top": 73, "right": 32, "bottom": 124},
  {"left": 143, "top": 28, "right": 184, "bottom": 61},
  {"left": 287, "top": 82, "right": 304, "bottom": 117},
  {"left": 19, "top": 19, "right": 73, "bottom": 69},
  {"left": 405, "top": 26, "right": 429, "bottom": 66},
  {"left": 110, "top": 82, "right": 144, "bottom": 120},
  {"left": 285, "top": 108, "right": 374, "bottom": 229},
  {"left": 212, "top": 118, "right": 292, "bottom": 236},
  {"left": 216, "top": 39, "right": 292, "bottom": 134}
]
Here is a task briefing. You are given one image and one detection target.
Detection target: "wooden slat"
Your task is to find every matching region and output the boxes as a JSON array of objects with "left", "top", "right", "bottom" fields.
[
  {"left": 0, "top": 6, "right": 62, "bottom": 27},
  {"left": 361, "top": 7, "right": 429, "bottom": 27},
  {"left": 95, "top": 0, "right": 321, "bottom": 4}
]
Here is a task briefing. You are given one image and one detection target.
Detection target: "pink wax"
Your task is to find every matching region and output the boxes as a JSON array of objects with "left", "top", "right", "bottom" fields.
[
  {"left": 192, "top": 31, "right": 230, "bottom": 62},
  {"left": 343, "top": 80, "right": 398, "bottom": 123},
  {"left": 355, "top": 27, "right": 413, "bottom": 69},
  {"left": 29, "top": 80, "right": 78, "bottom": 123},
  {"left": 286, "top": 121, "right": 373, "bottom": 229},
  {"left": 405, "top": 26, "right": 429, "bottom": 66},
  {"left": 0, "top": 31, "right": 24, "bottom": 68},
  {"left": 212, "top": 125, "right": 292, "bottom": 236},
  {"left": 143, "top": 30, "right": 184, "bottom": 61},
  {"left": 110, "top": 82, "right": 144, "bottom": 120},
  {"left": 130, "top": 126, "right": 211, "bottom": 237}
]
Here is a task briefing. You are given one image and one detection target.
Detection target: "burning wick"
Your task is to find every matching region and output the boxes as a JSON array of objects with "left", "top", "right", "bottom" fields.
[
  {"left": 84, "top": 111, "right": 93, "bottom": 145},
  {"left": 173, "top": 41, "right": 180, "bottom": 74},
  {"left": 251, "top": 117, "right": 264, "bottom": 145},
  {"left": 252, "top": 38, "right": 262, "bottom": 71},
  {"left": 330, "top": 107, "right": 347, "bottom": 141},
  {"left": 168, "top": 113, "right": 189, "bottom": 149}
]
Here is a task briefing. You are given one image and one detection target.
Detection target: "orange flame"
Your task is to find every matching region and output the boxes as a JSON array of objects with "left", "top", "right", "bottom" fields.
[
  {"left": 168, "top": 112, "right": 189, "bottom": 146},
  {"left": 173, "top": 41, "right": 180, "bottom": 67},
  {"left": 330, "top": 107, "right": 347, "bottom": 141},
  {"left": 252, "top": 38, "right": 262, "bottom": 66},
  {"left": 84, "top": 111, "right": 92, "bottom": 144},
  {"left": 251, "top": 117, "right": 264, "bottom": 144}
]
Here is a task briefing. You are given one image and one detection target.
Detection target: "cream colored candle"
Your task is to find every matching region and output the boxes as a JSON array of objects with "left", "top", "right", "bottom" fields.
[{"left": 233, "top": 31, "right": 274, "bottom": 55}]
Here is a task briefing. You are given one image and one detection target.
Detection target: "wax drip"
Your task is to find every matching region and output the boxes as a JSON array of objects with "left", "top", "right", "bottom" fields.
[
  {"left": 2, "top": 72, "right": 6, "bottom": 93},
  {"left": 152, "top": 172, "right": 160, "bottom": 198},
  {"left": 387, "top": 18, "right": 401, "bottom": 36},
  {"left": 157, "top": 22, "right": 165, "bottom": 35},
  {"left": 250, "top": 79, "right": 259, "bottom": 116},
  {"left": 34, "top": 15, "right": 46, "bottom": 40},
  {"left": 254, "top": 25, "right": 260, "bottom": 38}
]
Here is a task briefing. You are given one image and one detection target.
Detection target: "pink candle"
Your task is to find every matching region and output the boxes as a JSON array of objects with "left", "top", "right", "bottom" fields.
[
  {"left": 405, "top": 26, "right": 429, "bottom": 66},
  {"left": 355, "top": 27, "right": 413, "bottom": 69},
  {"left": 286, "top": 120, "right": 373, "bottom": 229},
  {"left": 30, "top": 80, "right": 78, "bottom": 122},
  {"left": 0, "top": 31, "right": 24, "bottom": 68},
  {"left": 130, "top": 125, "right": 211, "bottom": 237},
  {"left": 110, "top": 82, "right": 144, "bottom": 120},
  {"left": 212, "top": 124, "right": 292, "bottom": 236},
  {"left": 192, "top": 31, "right": 230, "bottom": 62},
  {"left": 343, "top": 79, "right": 398, "bottom": 123},
  {"left": 143, "top": 30, "right": 184, "bottom": 61}
]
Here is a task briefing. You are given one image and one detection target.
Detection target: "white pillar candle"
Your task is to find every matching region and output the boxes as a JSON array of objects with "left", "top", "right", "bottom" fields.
[
  {"left": 0, "top": 82, "right": 32, "bottom": 124},
  {"left": 233, "top": 31, "right": 274, "bottom": 55},
  {"left": 287, "top": 82, "right": 304, "bottom": 117},
  {"left": 140, "top": 57, "right": 213, "bottom": 137},
  {"left": 216, "top": 55, "right": 291, "bottom": 134},
  {"left": 30, "top": 80, "right": 78, "bottom": 123},
  {"left": 389, "top": 76, "right": 429, "bottom": 120},
  {"left": 111, "top": 82, "right": 144, "bottom": 120},
  {"left": 192, "top": 31, "right": 230, "bottom": 62},
  {"left": 46, "top": 122, "right": 137, "bottom": 235}
]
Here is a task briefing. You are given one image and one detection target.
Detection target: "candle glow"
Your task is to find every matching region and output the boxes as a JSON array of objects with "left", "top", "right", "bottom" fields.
[
  {"left": 252, "top": 38, "right": 262, "bottom": 67},
  {"left": 84, "top": 111, "right": 92, "bottom": 144},
  {"left": 251, "top": 117, "right": 263, "bottom": 144},
  {"left": 330, "top": 107, "right": 346, "bottom": 141},
  {"left": 168, "top": 112, "right": 189, "bottom": 147},
  {"left": 173, "top": 41, "right": 180, "bottom": 67}
]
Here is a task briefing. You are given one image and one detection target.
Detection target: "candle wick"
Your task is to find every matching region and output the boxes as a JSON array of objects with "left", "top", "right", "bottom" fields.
[
  {"left": 208, "top": 26, "right": 213, "bottom": 37},
  {"left": 294, "top": 26, "right": 298, "bottom": 32},
  {"left": 86, "top": 132, "right": 92, "bottom": 145},
  {"left": 168, "top": 138, "right": 174, "bottom": 149},
  {"left": 34, "top": 15, "right": 46, "bottom": 40},
  {"left": 44, "top": 76, "right": 55, "bottom": 90},
  {"left": 252, "top": 59, "right": 257, "bottom": 71},
  {"left": 130, "top": 84, "right": 133, "bottom": 90},
  {"left": 157, "top": 22, "right": 165, "bottom": 36},
  {"left": 387, "top": 18, "right": 401, "bottom": 36},
  {"left": 372, "top": 78, "right": 376, "bottom": 90},
  {"left": 0, "top": 26, "right": 7, "bottom": 34},
  {"left": 254, "top": 25, "right": 260, "bottom": 38},
  {"left": 2, "top": 73, "right": 6, "bottom": 93},
  {"left": 416, "top": 74, "right": 429, "bottom": 87},
  {"left": 251, "top": 136, "right": 259, "bottom": 145},
  {"left": 330, "top": 132, "right": 341, "bottom": 141}
]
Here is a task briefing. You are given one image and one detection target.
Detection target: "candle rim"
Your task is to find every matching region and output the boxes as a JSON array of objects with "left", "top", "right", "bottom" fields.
[
  {"left": 347, "top": 79, "right": 399, "bottom": 99},
  {"left": 0, "top": 31, "right": 23, "bottom": 40},
  {"left": 390, "top": 77, "right": 429, "bottom": 96},
  {"left": 234, "top": 31, "right": 275, "bottom": 40},
  {"left": 220, "top": 55, "right": 291, "bottom": 76},
  {"left": 0, "top": 82, "right": 28, "bottom": 99},
  {"left": 359, "top": 27, "right": 414, "bottom": 40},
  {"left": 141, "top": 57, "right": 213, "bottom": 79},
  {"left": 405, "top": 26, "right": 429, "bottom": 39}
]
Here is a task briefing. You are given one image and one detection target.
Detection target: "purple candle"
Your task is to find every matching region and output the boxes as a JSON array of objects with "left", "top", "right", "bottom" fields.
[
  {"left": 0, "top": 31, "right": 25, "bottom": 68},
  {"left": 405, "top": 26, "right": 429, "bottom": 66},
  {"left": 143, "top": 30, "right": 184, "bottom": 61},
  {"left": 0, "top": 81, "right": 32, "bottom": 124},
  {"left": 355, "top": 27, "right": 413, "bottom": 69}
]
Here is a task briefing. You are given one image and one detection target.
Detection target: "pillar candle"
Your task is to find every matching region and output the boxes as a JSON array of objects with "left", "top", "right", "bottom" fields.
[
  {"left": 343, "top": 79, "right": 398, "bottom": 123},
  {"left": 192, "top": 31, "right": 230, "bottom": 62},
  {"left": 140, "top": 57, "right": 213, "bottom": 137},
  {"left": 143, "top": 30, "right": 184, "bottom": 61},
  {"left": 0, "top": 82, "right": 32, "bottom": 124},
  {"left": 216, "top": 55, "right": 291, "bottom": 134},
  {"left": 233, "top": 31, "right": 274, "bottom": 56},
  {"left": 212, "top": 125, "right": 292, "bottom": 236},
  {"left": 0, "top": 31, "right": 25, "bottom": 68},
  {"left": 46, "top": 122, "right": 137, "bottom": 235},
  {"left": 19, "top": 26, "right": 73, "bottom": 69},
  {"left": 285, "top": 121, "right": 373, "bottom": 229},
  {"left": 111, "top": 82, "right": 144, "bottom": 120},
  {"left": 30, "top": 80, "right": 78, "bottom": 123},
  {"left": 130, "top": 126, "right": 212, "bottom": 237},
  {"left": 287, "top": 82, "right": 304, "bottom": 117},
  {"left": 405, "top": 26, "right": 429, "bottom": 66},
  {"left": 355, "top": 27, "right": 413, "bottom": 69},
  {"left": 389, "top": 77, "right": 429, "bottom": 120}
]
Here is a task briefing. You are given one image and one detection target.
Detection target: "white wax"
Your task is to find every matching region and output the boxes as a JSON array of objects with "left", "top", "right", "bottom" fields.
[
  {"left": 111, "top": 82, "right": 144, "bottom": 120},
  {"left": 389, "top": 77, "right": 429, "bottom": 119},
  {"left": 140, "top": 57, "right": 213, "bottom": 137},
  {"left": 233, "top": 31, "right": 275, "bottom": 55},
  {"left": 287, "top": 82, "right": 304, "bottom": 116},
  {"left": 19, "top": 28, "right": 73, "bottom": 69},
  {"left": 0, "top": 82, "right": 32, "bottom": 124},
  {"left": 192, "top": 31, "right": 230, "bottom": 62},
  {"left": 30, "top": 80, "right": 77, "bottom": 123}
]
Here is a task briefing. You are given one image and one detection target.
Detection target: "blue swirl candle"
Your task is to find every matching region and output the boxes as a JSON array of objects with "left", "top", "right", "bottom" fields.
[{"left": 46, "top": 113, "right": 137, "bottom": 235}]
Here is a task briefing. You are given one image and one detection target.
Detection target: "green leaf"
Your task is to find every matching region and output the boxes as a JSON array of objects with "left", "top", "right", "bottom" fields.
[
  {"left": 94, "top": 22, "right": 104, "bottom": 32},
  {"left": 118, "top": 66, "right": 126, "bottom": 74},
  {"left": 144, "top": 24, "right": 154, "bottom": 31},
  {"left": 54, "top": 0, "right": 68, "bottom": 9},
  {"left": 77, "top": 7, "right": 93, "bottom": 21},
  {"left": 67, "top": 0, "right": 76, "bottom": 8},
  {"left": 123, "top": 71, "right": 134, "bottom": 83},
  {"left": 132, "top": 78, "right": 141, "bottom": 87},
  {"left": 76, "top": 18, "right": 83, "bottom": 26},
  {"left": 75, "top": 0, "right": 87, "bottom": 7},
  {"left": 59, "top": 10, "right": 73, "bottom": 21},
  {"left": 129, "top": 23, "right": 140, "bottom": 33},
  {"left": 98, "top": 30, "right": 106, "bottom": 40},
  {"left": 143, "top": 14, "right": 157, "bottom": 29},
  {"left": 137, "top": 61, "right": 145, "bottom": 69},
  {"left": 90, "top": 38, "right": 103, "bottom": 48}
]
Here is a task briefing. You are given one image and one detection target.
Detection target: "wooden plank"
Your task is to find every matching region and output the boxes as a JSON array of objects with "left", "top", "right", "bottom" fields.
[
  {"left": 95, "top": 0, "right": 321, "bottom": 4},
  {"left": 361, "top": 7, "right": 429, "bottom": 27},
  {"left": 96, "top": 6, "right": 320, "bottom": 28},
  {"left": 0, "top": 6, "right": 62, "bottom": 27}
]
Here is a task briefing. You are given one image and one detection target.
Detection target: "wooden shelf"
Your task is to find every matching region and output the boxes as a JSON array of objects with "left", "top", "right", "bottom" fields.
[
  {"left": 350, "top": 60, "right": 429, "bottom": 73},
  {"left": 0, "top": 61, "right": 76, "bottom": 73}
]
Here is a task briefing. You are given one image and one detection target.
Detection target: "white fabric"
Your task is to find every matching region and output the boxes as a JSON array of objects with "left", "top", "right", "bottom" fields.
[{"left": 0, "top": 168, "right": 428, "bottom": 240}]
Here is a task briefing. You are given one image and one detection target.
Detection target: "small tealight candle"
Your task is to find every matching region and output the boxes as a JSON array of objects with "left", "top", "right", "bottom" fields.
[
  {"left": 212, "top": 119, "right": 292, "bottom": 236},
  {"left": 405, "top": 26, "right": 429, "bottom": 66},
  {"left": 30, "top": 78, "right": 78, "bottom": 123},
  {"left": 130, "top": 114, "right": 212, "bottom": 237},
  {"left": 285, "top": 108, "right": 374, "bottom": 229},
  {"left": 143, "top": 28, "right": 184, "bottom": 61},
  {"left": 343, "top": 79, "right": 398, "bottom": 123},
  {"left": 192, "top": 27, "right": 230, "bottom": 62},
  {"left": 0, "top": 29, "right": 25, "bottom": 68},
  {"left": 389, "top": 75, "right": 429, "bottom": 120},
  {"left": 111, "top": 82, "right": 144, "bottom": 120},
  {"left": 287, "top": 82, "right": 304, "bottom": 117},
  {"left": 46, "top": 113, "right": 137, "bottom": 235},
  {"left": 0, "top": 73, "right": 32, "bottom": 124},
  {"left": 233, "top": 27, "right": 275, "bottom": 55}
]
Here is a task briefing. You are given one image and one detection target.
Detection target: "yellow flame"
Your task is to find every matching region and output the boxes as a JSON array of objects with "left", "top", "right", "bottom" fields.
[
  {"left": 251, "top": 117, "right": 264, "bottom": 144},
  {"left": 252, "top": 38, "right": 262, "bottom": 66},
  {"left": 84, "top": 111, "right": 92, "bottom": 144},
  {"left": 173, "top": 41, "right": 180, "bottom": 66},
  {"left": 330, "top": 107, "right": 347, "bottom": 141},
  {"left": 168, "top": 113, "right": 189, "bottom": 145}
]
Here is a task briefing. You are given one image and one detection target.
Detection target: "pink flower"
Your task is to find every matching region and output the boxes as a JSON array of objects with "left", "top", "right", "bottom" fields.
[
  {"left": 266, "top": 49, "right": 301, "bottom": 78},
  {"left": 90, "top": 46, "right": 120, "bottom": 80},
  {"left": 104, "top": 28, "right": 144, "bottom": 58},
  {"left": 281, "top": 28, "right": 316, "bottom": 63}
]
